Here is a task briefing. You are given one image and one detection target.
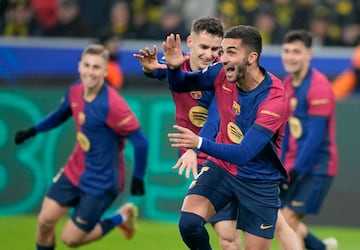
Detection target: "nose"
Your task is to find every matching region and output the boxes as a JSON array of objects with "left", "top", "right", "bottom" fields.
[{"left": 220, "top": 53, "right": 228, "bottom": 64}]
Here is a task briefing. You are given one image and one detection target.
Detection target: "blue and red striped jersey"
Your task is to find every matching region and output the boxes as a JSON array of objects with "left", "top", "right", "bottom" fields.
[
  {"left": 35, "top": 81, "right": 141, "bottom": 195},
  {"left": 282, "top": 69, "right": 338, "bottom": 176}
]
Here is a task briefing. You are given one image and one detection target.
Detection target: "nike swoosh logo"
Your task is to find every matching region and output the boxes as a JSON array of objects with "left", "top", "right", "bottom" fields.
[
  {"left": 76, "top": 216, "right": 88, "bottom": 225},
  {"left": 291, "top": 201, "right": 305, "bottom": 207},
  {"left": 260, "top": 224, "right": 274, "bottom": 230},
  {"left": 222, "top": 84, "right": 232, "bottom": 92}
]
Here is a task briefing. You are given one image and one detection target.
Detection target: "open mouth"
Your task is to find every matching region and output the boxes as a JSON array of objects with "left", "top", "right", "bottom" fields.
[{"left": 224, "top": 66, "right": 236, "bottom": 78}]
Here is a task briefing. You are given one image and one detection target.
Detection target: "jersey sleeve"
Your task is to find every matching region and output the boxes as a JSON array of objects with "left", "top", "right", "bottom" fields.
[
  {"left": 307, "top": 75, "right": 334, "bottom": 117},
  {"left": 107, "top": 92, "right": 140, "bottom": 136},
  {"left": 255, "top": 87, "right": 289, "bottom": 135},
  {"left": 35, "top": 87, "right": 72, "bottom": 132}
]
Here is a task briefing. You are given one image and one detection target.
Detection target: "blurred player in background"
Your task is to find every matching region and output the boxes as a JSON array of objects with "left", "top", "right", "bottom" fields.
[
  {"left": 14, "top": 44, "right": 148, "bottom": 250},
  {"left": 134, "top": 16, "right": 243, "bottom": 250},
  {"left": 280, "top": 30, "right": 338, "bottom": 250}
]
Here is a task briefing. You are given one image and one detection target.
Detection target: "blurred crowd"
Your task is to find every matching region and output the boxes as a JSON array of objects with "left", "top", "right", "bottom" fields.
[{"left": 1, "top": 0, "right": 360, "bottom": 47}]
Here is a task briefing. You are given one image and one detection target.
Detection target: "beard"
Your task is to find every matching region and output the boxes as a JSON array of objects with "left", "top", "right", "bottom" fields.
[{"left": 233, "top": 58, "right": 248, "bottom": 83}]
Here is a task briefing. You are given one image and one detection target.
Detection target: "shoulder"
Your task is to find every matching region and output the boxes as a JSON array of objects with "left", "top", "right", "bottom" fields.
[
  {"left": 311, "top": 69, "right": 331, "bottom": 84},
  {"left": 309, "top": 69, "right": 334, "bottom": 98}
]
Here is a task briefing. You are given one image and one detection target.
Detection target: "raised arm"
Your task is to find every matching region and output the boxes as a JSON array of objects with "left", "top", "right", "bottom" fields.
[
  {"left": 133, "top": 45, "right": 167, "bottom": 72},
  {"left": 162, "top": 34, "right": 189, "bottom": 69}
]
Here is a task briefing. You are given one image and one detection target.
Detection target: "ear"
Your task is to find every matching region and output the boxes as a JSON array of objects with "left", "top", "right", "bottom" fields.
[
  {"left": 248, "top": 52, "right": 258, "bottom": 65},
  {"left": 186, "top": 35, "right": 192, "bottom": 48}
]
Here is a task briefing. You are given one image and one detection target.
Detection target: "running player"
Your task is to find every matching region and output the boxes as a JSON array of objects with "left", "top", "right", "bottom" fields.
[
  {"left": 15, "top": 44, "right": 148, "bottom": 250},
  {"left": 280, "top": 30, "right": 339, "bottom": 250}
]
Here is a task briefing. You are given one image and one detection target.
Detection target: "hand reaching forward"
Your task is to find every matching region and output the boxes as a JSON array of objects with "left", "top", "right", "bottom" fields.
[
  {"left": 133, "top": 45, "right": 167, "bottom": 72},
  {"left": 168, "top": 125, "right": 200, "bottom": 149},
  {"left": 172, "top": 149, "right": 198, "bottom": 179},
  {"left": 162, "top": 34, "right": 189, "bottom": 69}
]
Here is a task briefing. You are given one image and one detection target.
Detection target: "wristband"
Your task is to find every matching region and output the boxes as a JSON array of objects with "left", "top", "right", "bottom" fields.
[{"left": 197, "top": 137, "right": 203, "bottom": 149}]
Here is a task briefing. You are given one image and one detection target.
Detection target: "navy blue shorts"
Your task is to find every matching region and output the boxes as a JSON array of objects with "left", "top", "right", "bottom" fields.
[
  {"left": 47, "top": 171, "right": 118, "bottom": 232},
  {"left": 281, "top": 174, "right": 333, "bottom": 215},
  {"left": 188, "top": 162, "right": 280, "bottom": 239}
]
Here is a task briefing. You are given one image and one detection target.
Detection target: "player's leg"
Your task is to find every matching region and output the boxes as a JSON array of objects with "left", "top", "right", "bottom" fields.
[
  {"left": 179, "top": 194, "right": 216, "bottom": 250},
  {"left": 243, "top": 231, "right": 272, "bottom": 250},
  {"left": 281, "top": 174, "right": 335, "bottom": 249},
  {"left": 61, "top": 191, "right": 135, "bottom": 247},
  {"left": 179, "top": 164, "right": 231, "bottom": 249},
  {"left": 60, "top": 202, "right": 137, "bottom": 246},
  {"left": 212, "top": 220, "right": 242, "bottom": 250},
  {"left": 234, "top": 177, "right": 280, "bottom": 250},
  {"left": 36, "top": 171, "right": 74, "bottom": 250},
  {"left": 37, "top": 197, "right": 69, "bottom": 250},
  {"left": 210, "top": 200, "right": 242, "bottom": 250},
  {"left": 275, "top": 210, "right": 302, "bottom": 250}
]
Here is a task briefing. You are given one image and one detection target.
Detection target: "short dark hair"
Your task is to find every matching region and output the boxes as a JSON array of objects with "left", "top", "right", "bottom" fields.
[
  {"left": 224, "top": 25, "right": 262, "bottom": 57},
  {"left": 283, "top": 30, "right": 312, "bottom": 48},
  {"left": 191, "top": 16, "right": 224, "bottom": 38}
]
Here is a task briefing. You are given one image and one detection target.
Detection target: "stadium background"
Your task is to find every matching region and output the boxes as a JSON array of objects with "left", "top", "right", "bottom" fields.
[{"left": 0, "top": 38, "right": 359, "bottom": 228}]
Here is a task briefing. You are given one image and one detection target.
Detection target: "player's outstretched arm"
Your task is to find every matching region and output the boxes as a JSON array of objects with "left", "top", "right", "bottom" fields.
[
  {"left": 162, "top": 34, "right": 189, "bottom": 69},
  {"left": 172, "top": 149, "right": 198, "bottom": 179},
  {"left": 168, "top": 125, "right": 200, "bottom": 149},
  {"left": 133, "top": 45, "right": 167, "bottom": 72},
  {"left": 127, "top": 129, "right": 149, "bottom": 196},
  {"left": 14, "top": 127, "right": 36, "bottom": 144}
]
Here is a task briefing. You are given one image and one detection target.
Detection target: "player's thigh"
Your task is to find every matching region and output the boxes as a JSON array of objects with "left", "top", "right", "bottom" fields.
[
  {"left": 212, "top": 220, "right": 239, "bottom": 239},
  {"left": 181, "top": 194, "right": 216, "bottom": 220},
  {"left": 61, "top": 217, "right": 88, "bottom": 243},
  {"left": 38, "top": 197, "right": 69, "bottom": 225},
  {"left": 184, "top": 163, "right": 233, "bottom": 220},
  {"left": 243, "top": 231, "right": 272, "bottom": 250}
]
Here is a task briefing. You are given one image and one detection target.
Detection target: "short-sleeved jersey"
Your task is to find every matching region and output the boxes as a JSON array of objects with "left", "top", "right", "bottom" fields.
[
  {"left": 282, "top": 69, "right": 338, "bottom": 176},
  {"left": 168, "top": 63, "right": 289, "bottom": 180},
  {"left": 36, "top": 81, "right": 140, "bottom": 195}
]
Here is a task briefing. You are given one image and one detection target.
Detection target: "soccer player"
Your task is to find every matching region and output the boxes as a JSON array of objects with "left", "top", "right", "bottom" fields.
[
  {"left": 165, "top": 25, "right": 289, "bottom": 249},
  {"left": 14, "top": 44, "right": 148, "bottom": 250},
  {"left": 280, "top": 30, "right": 339, "bottom": 250},
  {"left": 134, "top": 16, "right": 242, "bottom": 250}
]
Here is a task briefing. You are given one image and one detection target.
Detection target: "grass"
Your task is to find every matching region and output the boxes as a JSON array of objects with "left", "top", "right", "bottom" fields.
[{"left": 0, "top": 216, "right": 359, "bottom": 249}]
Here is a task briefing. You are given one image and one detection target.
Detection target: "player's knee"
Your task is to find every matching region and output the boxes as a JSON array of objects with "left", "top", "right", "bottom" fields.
[
  {"left": 179, "top": 211, "right": 206, "bottom": 240},
  {"left": 218, "top": 230, "right": 241, "bottom": 250},
  {"left": 61, "top": 234, "right": 81, "bottom": 248},
  {"left": 37, "top": 214, "right": 57, "bottom": 234}
]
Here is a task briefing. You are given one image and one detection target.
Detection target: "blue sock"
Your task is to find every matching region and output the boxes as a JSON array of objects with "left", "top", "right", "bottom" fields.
[
  {"left": 99, "top": 213, "right": 124, "bottom": 236},
  {"left": 179, "top": 211, "right": 212, "bottom": 250},
  {"left": 304, "top": 231, "right": 326, "bottom": 250},
  {"left": 36, "top": 243, "right": 55, "bottom": 250}
]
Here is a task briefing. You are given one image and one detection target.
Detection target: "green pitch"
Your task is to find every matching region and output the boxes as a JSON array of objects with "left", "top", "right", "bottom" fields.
[{"left": 1, "top": 216, "right": 359, "bottom": 249}]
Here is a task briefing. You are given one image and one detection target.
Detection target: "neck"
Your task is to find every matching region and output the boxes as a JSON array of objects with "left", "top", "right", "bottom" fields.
[
  {"left": 84, "top": 82, "right": 103, "bottom": 102},
  {"left": 292, "top": 66, "right": 309, "bottom": 87},
  {"left": 237, "top": 66, "right": 264, "bottom": 91}
]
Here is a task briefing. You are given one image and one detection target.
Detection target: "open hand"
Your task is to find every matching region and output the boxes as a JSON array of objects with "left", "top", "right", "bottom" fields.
[
  {"left": 172, "top": 149, "right": 198, "bottom": 179},
  {"left": 162, "top": 34, "right": 189, "bottom": 69},
  {"left": 133, "top": 45, "right": 167, "bottom": 72},
  {"left": 168, "top": 125, "right": 199, "bottom": 149}
]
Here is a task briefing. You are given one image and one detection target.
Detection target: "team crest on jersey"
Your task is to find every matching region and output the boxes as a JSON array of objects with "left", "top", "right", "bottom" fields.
[
  {"left": 227, "top": 122, "right": 243, "bottom": 144},
  {"left": 290, "top": 97, "right": 297, "bottom": 111},
  {"left": 232, "top": 101, "right": 241, "bottom": 115},
  {"left": 190, "top": 91, "right": 202, "bottom": 99},
  {"left": 289, "top": 116, "right": 302, "bottom": 139},
  {"left": 77, "top": 131, "right": 90, "bottom": 152},
  {"left": 78, "top": 112, "right": 86, "bottom": 125},
  {"left": 189, "top": 106, "right": 208, "bottom": 127}
]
